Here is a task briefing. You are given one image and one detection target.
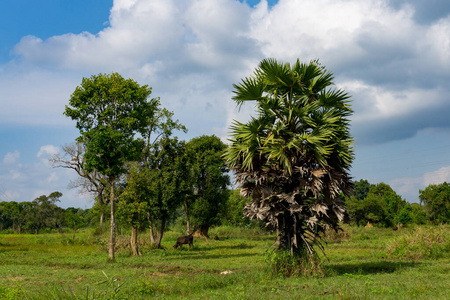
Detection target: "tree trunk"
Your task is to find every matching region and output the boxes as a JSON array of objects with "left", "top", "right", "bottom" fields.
[
  {"left": 108, "top": 177, "right": 116, "bottom": 261},
  {"left": 154, "top": 214, "right": 167, "bottom": 249},
  {"left": 98, "top": 191, "right": 105, "bottom": 225},
  {"left": 184, "top": 202, "right": 191, "bottom": 235},
  {"left": 147, "top": 212, "right": 156, "bottom": 244},
  {"left": 130, "top": 226, "right": 142, "bottom": 256},
  {"left": 197, "top": 225, "right": 210, "bottom": 238}
]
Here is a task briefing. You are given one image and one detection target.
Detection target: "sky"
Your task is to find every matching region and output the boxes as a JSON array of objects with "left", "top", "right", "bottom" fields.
[{"left": 0, "top": 0, "right": 449, "bottom": 208}]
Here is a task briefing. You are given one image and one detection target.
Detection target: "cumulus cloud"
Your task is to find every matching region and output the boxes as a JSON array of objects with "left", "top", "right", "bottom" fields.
[
  {"left": 37, "top": 145, "right": 59, "bottom": 166},
  {"left": 424, "top": 166, "right": 450, "bottom": 186},
  {"left": 5, "top": 0, "right": 449, "bottom": 144},
  {"left": 3, "top": 150, "right": 20, "bottom": 164}
]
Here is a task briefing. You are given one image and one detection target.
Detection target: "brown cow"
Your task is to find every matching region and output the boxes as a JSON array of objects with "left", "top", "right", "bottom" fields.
[{"left": 173, "top": 234, "right": 193, "bottom": 249}]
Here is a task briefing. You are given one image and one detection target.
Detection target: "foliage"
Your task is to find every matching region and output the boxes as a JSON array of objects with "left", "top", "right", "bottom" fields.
[
  {"left": 186, "top": 135, "right": 230, "bottom": 237},
  {"left": 353, "top": 179, "right": 374, "bottom": 201},
  {"left": 145, "top": 137, "right": 189, "bottom": 247},
  {"left": 64, "top": 72, "right": 158, "bottom": 260},
  {"left": 346, "top": 181, "right": 415, "bottom": 227},
  {"left": 222, "top": 190, "right": 254, "bottom": 227},
  {"left": 419, "top": 182, "right": 450, "bottom": 224},
  {"left": 225, "top": 58, "right": 354, "bottom": 262}
]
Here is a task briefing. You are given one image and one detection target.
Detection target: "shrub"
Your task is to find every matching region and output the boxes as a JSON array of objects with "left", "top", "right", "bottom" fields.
[
  {"left": 387, "top": 225, "right": 450, "bottom": 259},
  {"left": 264, "top": 248, "right": 324, "bottom": 277}
]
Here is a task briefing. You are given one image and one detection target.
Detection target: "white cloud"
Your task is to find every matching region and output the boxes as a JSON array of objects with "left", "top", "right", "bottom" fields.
[
  {"left": 3, "top": 150, "right": 20, "bottom": 164},
  {"left": 37, "top": 145, "right": 59, "bottom": 158},
  {"left": 424, "top": 166, "right": 450, "bottom": 186},
  {"left": 37, "top": 145, "right": 59, "bottom": 166}
]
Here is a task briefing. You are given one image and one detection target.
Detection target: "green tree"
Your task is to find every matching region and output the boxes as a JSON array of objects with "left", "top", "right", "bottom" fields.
[
  {"left": 118, "top": 163, "right": 152, "bottom": 255},
  {"left": 353, "top": 179, "right": 373, "bottom": 201},
  {"left": 224, "top": 190, "right": 253, "bottom": 227},
  {"left": 419, "top": 182, "right": 450, "bottom": 224},
  {"left": 145, "top": 137, "right": 189, "bottom": 247},
  {"left": 187, "top": 135, "right": 230, "bottom": 237},
  {"left": 26, "top": 192, "right": 63, "bottom": 234},
  {"left": 225, "top": 59, "right": 354, "bottom": 263},
  {"left": 368, "top": 183, "right": 408, "bottom": 227},
  {"left": 410, "top": 203, "right": 427, "bottom": 224},
  {"left": 65, "top": 207, "right": 87, "bottom": 240},
  {"left": 64, "top": 72, "right": 158, "bottom": 260}
]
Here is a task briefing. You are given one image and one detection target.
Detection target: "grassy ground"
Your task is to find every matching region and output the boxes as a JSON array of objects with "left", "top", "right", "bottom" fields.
[{"left": 0, "top": 225, "right": 448, "bottom": 299}]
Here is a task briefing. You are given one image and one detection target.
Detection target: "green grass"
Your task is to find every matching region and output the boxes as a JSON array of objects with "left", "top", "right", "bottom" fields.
[{"left": 0, "top": 225, "right": 449, "bottom": 299}]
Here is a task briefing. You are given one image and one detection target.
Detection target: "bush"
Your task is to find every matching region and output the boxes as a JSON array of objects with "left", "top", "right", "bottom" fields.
[
  {"left": 387, "top": 225, "right": 450, "bottom": 259},
  {"left": 264, "top": 248, "right": 324, "bottom": 277}
]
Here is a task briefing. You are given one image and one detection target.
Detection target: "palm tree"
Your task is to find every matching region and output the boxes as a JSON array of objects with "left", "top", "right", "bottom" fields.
[{"left": 225, "top": 58, "right": 354, "bottom": 259}]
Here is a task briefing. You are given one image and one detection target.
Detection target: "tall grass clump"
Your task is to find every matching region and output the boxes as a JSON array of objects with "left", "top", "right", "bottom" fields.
[
  {"left": 264, "top": 248, "right": 324, "bottom": 278},
  {"left": 387, "top": 225, "right": 450, "bottom": 259}
]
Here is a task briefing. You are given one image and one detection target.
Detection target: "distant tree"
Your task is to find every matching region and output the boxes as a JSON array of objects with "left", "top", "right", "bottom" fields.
[
  {"left": 187, "top": 135, "right": 230, "bottom": 237},
  {"left": 353, "top": 179, "right": 374, "bottom": 201},
  {"left": 419, "top": 182, "right": 450, "bottom": 224},
  {"left": 349, "top": 183, "right": 409, "bottom": 227},
  {"left": 223, "top": 190, "right": 253, "bottom": 227},
  {"left": 65, "top": 207, "right": 86, "bottom": 240},
  {"left": 345, "top": 195, "right": 366, "bottom": 226},
  {"left": 225, "top": 58, "right": 354, "bottom": 265},
  {"left": 410, "top": 203, "right": 427, "bottom": 225},
  {"left": 64, "top": 72, "right": 158, "bottom": 260},
  {"left": 26, "top": 192, "right": 63, "bottom": 234}
]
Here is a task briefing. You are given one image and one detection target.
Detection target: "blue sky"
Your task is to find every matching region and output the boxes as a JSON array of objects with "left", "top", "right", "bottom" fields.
[{"left": 0, "top": 0, "right": 449, "bottom": 208}]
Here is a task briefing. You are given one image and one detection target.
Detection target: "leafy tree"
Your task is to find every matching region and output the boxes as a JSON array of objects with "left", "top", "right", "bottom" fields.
[
  {"left": 64, "top": 72, "right": 158, "bottom": 260},
  {"left": 410, "top": 203, "right": 427, "bottom": 225},
  {"left": 347, "top": 182, "right": 410, "bottom": 227},
  {"left": 353, "top": 179, "right": 374, "bottom": 201},
  {"left": 419, "top": 182, "right": 450, "bottom": 224},
  {"left": 345, "top": 195, "right": 366, "bottom": 226},
  {"left": 26, "top": 192, "right": 64, "bottom": 234},
  {"left": 369, "top": 183, "right": 408, "bottom": 227},
  {"left": 65, "top": 207, "right": 87, "bottom": 240},
  {"left": 145, "top": 137, "right": 189, "bottom": 247},
  {"left": 187, "top": 135, "right": 230, "bottom": 237},
  {"left": 223, "top": 190, "right": 253, "bottom": 227},
  {"left": 225, "top": 58, "right": 354, "bottom": 263},
  {"left": 117, "top": 163, "right": 152, "bottom": 255}
]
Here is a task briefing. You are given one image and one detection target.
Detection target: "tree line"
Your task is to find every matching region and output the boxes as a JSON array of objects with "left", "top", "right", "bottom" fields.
[
  {"left": 345, "top": 180, "right": 450, "bottom": 227},
  {"left": 0, "top": 188, "right": 252, "bottom": 238}
]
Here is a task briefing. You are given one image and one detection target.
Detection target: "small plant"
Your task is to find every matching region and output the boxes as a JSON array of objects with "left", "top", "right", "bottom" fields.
[
  {"left": 264, "top": 248, "right": 324, "bottom": 277},
  {"left": 97, "top": 271, "right": 125, "bottom": 299}
]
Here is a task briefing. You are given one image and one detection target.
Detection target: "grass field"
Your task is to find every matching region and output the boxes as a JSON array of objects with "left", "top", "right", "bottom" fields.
[{"left": 0, "top": 224, "right": 449, "bottom": 299}]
